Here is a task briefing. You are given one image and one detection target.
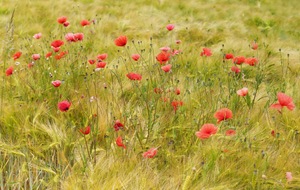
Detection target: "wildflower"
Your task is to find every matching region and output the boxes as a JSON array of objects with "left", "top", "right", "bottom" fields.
[
  {"left": 200, "top": 48, "right": 212, "bottom": 57},
  {"left": 143, "top": 148, "right": 157, "bottom": 158},
  {"left": 96, "top": 61, "right": 106, "bottom": 68},
  {"left": 51, "top": 40, "right": 64, "bottom": 48},
  {"left": 270, "top": 92, "right": 295, "bottom": 112},
  {"left": 233, "top": 56, "right": 245, "bottom": 65},
  {"left": 214, "top": 108, "right": 233, "bottom": 123},
  {"left": 245, "top": 57, "right": 258, "bottom": 66},
  {"left": 81, "top": 19, "right": 90, "bottom": 26},
  {"left": 6, "top": 66, "right": 13, "bottom": 76},
  {"left": 154, "top": 87, "right": 163, "bottom": 94},
  {"left": 116, "top": 136, "right": 126, "bottom": 149},
  {"left": 28, "top": 62, "right": 34, "bottom": 68},
  {"left": 171, "top": 100, "right": 183, "bottom": 113},
  {"left": 176, "top": 40, "right": 181, "bottom": 44},
  {"left": 195, "top": 123, "right": 218, "bottom": 139},
  {"left": 80, "top": 126, "right": 91, "bottom": 135},
  {"left": 251, "top": 42, "right": 258, "bottom": 50},
  {"left": 74, "top": 33, "right": 84, "bottom": 41},
  {"left": 161, "top": 64, "right": 172, "bottom": 72},
  {"left": 97, "top": 53, "right": 108, "bottom": 61},
  {"left": 55, "top": 51, "right": 68, "bottom": 60},
  {"left": 58, "top": 100, "right": 71, "bottom": 112},
  {"left": 225, "top": 129, "right": 236, "bottom": 136},
  {"left": 225, "top": 53, "right": 234, "bottom": 59},
  {"left": 175, "top": 88, "right": 180, "bottom": 95},
  {"left": 52, "top": 47, "right": 60, "bottom": 52},
  {"left": 156, "top": 51, "right": 170, "bottom": 64},
  {"left": 33, "top": 33, "right": 42, "bottom": 39},
  {"left": 114, "top": 120, "right": 124, "bottom": 131},
  {"left": 65, "top": 33, "right": 77, "bottom": 42},
  {"left": 32, "top": 54, "right": 40, "bottom": 60},
  {"left": 271, "top": 130, "right": 275, "bottom": 137},
  {"left": 63, "top": 21, "right": 70, "bottom": 27},
  {"left": 131, "top": 54, "right": 140, "bottom": 61},
  {"left": 57, "top": 16, "right": 67, "bottom": 24},
  {"left": 237, "top": 87, "right": 248, "bottom": 96},
  {"left": 160, "top": 46, "right": 171, "bottom": 52},
  {"left": 88, "top": 60, "right": 96, "bottom": 64},
  {"left": 13, "top": 51, "right": 22, "bottom": 60},
  {"left": 286, "top": 172, "right": 292, "bottom": 182},
  {"left": 45, "top": 52, "right": 52, "bottom": 58},
  {"left": 166, "top": 24, "right": 175, "bottom": 31},
  {"left": 114, "top": 35, "right": 127, "bottom": 47},
  {"left": 231, "top": 66, "right": 241, "bottom": 73},
  {"left": 52, "top": 80, "right": 61, "bottom": 87},
  {"left": 126, "top": 72, "right": 142, "bottom": 81}
]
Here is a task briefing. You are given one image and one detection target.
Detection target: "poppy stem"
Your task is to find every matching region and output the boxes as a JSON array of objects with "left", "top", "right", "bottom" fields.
[{"left": 84, "top": 135, "right": 92, "bottom": 161}]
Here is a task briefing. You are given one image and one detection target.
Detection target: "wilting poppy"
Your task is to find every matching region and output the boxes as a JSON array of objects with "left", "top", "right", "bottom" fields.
[
  {"left": 114, "top": 120, "right": 124, "bottom": 131},
  {"left": 225, "top": 129, "right": 236, "bottom": 136},
  {"left": 52, "top": 80, "right": 61, "bottom": 87},
  {"left": 126, "top": 72, "right": 142, "bottom": 81},
  {"left": 195, "top": 123, "right": 218, "bottom": 139},
  {"left": 200, "top": 48, "right": 212, "bottom": 57},
  {"left": 63, "top": 21, "right": 70, "bottom": 27},
  {"left": 154, "top": 87, "right": 163, "bottom": 94},
  {"left": 13, "top": 51, "right": 22, "bottom": 60},
  {"left": 270, "top": 92, "right": 295, "bottom": 112},
  {"left": 6, "top": 66, "right": 13, "bottom": 76},
  {"left": 156, "top": 51, "right": 170, "bottom": 64},
  {"left": 33, "top": 33, "right": 42, "bottom": 39},
  {"left": 114, "top": 36, "right": 127, "bottom": 47},
  {"left": 97, "top": 53, "right": 108, "bottom": 61},
  {"left": 58, "top": 100, "right": 71, "bottom": 112},
  {"left": 81, "top": 19, "right": 90, "bottom": 26},
  {"left": 166, "top": 24, "right": 175, "bottom": 31},
  {"left": 131, "top": 54, "right": 140, "bottom": 61},
  {"left": 214, "top": 108, "right": 233, "bottom": 123},
  {"left": 237, "top": 87, "right": 248, "bottom": 96},
  {"left": 116, "top": 136, "right": 126, "bottom": 149},
  {"left": 80, "top": 126, "right": 91, "bottom": 135},
  {"left": 161, "top": 64, "right": 172, "bottom": 72},
  {"left": 57, "top": 16, "right": 67, "bottom": 24},
  {"left": 143, "top": 148, "right": 157, "bottom": 158}
]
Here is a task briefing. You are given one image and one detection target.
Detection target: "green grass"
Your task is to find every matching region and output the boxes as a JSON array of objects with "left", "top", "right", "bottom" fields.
[{"left": 1, "top": 0, "right": 300, "bottom": 189}]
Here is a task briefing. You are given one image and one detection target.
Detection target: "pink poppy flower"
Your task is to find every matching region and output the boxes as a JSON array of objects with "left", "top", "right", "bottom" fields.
[
  {"left": 214, "top": 108, "right": 233, "bottom": 123},
  {"left": 252, "top": 42, "right": 258, "bottom": 50},
  {"left": 131, "top": 54, "right": 140, "bottom": 61},
  {"left": 80, "top": 126, "right": 91, "bottom": 135},
  {"left": 126, "top": 72, "right": 142, "bottom": 81},
  {"left": 160, "top": 46, "right": 171, "bottom": 52},
  {"left": 166, "top": 24, "right": 175, "bottom": 31},
  {"left": 52, "top": 80, "right": 61, "bottom": 87},
  {"left": 116, "top": 136, "right": 126, "bottom": 149},
  {"left": 270, "top": 92, "right": 295, "bottom": 112},
  {"left": 231, "top": 66, "right": 241, "bottom": 73},
  {"left": 143, "top": 148, "right": 157, "bottom": 158},
  {"left": 58, "top": 100, "right": 71, "bottom": 112},
  {"left": 65, "top": 33, "right": 77, "bottom": 42},
  {"left": 195, "top": 124, "right": 218, "bottom": 139},
  {"left": 74, "top": 33, "right": 84, "bottom": 41},
  {"left": 286, "top": 172, "right": 292, "bottom": 182},
  {"left": 33, "top": 33, "right": 42, "bottom": 39},
  {"left": 237, "top": 87, "right": 248, "bottom": 96},
  {"left": 200, "top": 48, "right": 212, "bottom": 57},
  {"left": 32, "top": 54, "right": 40, "bottom": 60},
  {"left": 161, "top": 64, "right": 172, "bottom": 72},
  {"left": 225, "top": 129, "right": 236, "bottom": 136}
]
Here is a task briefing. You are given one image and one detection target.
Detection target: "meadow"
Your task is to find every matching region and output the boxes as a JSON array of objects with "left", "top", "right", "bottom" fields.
[{"left": 1, "top": 0, "right": 300, "bottom": 189}]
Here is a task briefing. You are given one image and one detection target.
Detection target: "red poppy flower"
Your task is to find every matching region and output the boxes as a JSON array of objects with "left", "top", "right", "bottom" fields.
[
  {"left": 28, "top": 62, "right": 34, "bottom": 68},
  {"left": 6, "top": 66, "right": 13, "bottom": 76},
  {"left": 63, "top": 21, "right": 70, "bottom": 27},
  {"left": 131, "top": 54, "right": 140, "bottom": 61},
  {"left": 245, "top": 57, "right": 258, "bottom": 66},
  {"left": 114, "top": 35, "right": 127, "bottom": 47},
  {"left": 45, "top": 52, "right": 52, "bottom": 58},
  {"left": 33, "top": 33, "right": 42, "bottom": 39},
  {"left": 175, "top": 88, "right": 180, "bottom": 95},
  {"left": 116, "top": 136, "right": 126, "bottom": 149},
  {"left": 171, "top": 100, "right": 183, "bottom": 113},
  {"left": 237, "top": 87, "right": 248, "bottom": 96},
  {"left": 225, "top": 53, "right": 234, "bottom": 59},
  {"left": 231, "top": 66, "right": 241, "bottom": 73},
  {"left": 88, "top": 60, "right": 96, "bottom": 64},
  {"left": 55, "top": 51, "right": 68, "bottom": 60},
  {"left": 58, "top": 100, "right": 71, "bottom": 112},
  {"left": 214, "top": 108, "right": 233, "bottom": 123},
  {"left": 80, "top": 126, "right": 91, "bottom": 135},
  {"left": 81, "top": 19, "right": 90, "bottom": 26},
  {"left": 270, "top": 92, "right": 295, "bottom": 111},
  {"left": 200, "top": 48, "right": 212, "bottom": 57},
  {"left": 57, "top": 16, "right": 67, "bottom": 24},
  {"left": 96, "top": 61, "right": 106, "bottom": 68},
  {"left": 13, "top": 51, "right": 22, "bottom": 60},
  {"left": 52, "top": 80, "right": 61, "bottom": 87},
  {"left": 51, "top": 40, "right": 64, "bottom": 48},
  {"left": 52, "top": 47, "right": 60, "bottom": 52},
  {"left": 143, "top": 148, "right": 157, "bottom": 158},
  {"left": 233, "top": 56, "right": 245, "bottom": 65},
  {"left": 32, "top": 54, "right": 40, "bottom": 60},
  {"left": 114, "top": 120, "right": 124, "bottom": 131},
  {"left": 271, "top": 130, "right": 275, "bottom": 137},
  {"left": 126, "top": 72, "right": 142, "bottom": 81},
  {"left": 74, "top": 33, "right": 84, "bottom": 41},
  {"left": 195, "top": 123, "right": 218, "bottom": 139},
  {"left": 251, "top": 42, "right": 258, "bottom": 50},
  {"left": 156, "top": 51, "right": 170, "bottom": 65},
  {"left": 97, "top": 53, "right": 108, "bottom": 61},
  {"left": 161, "top": 64, "right": 172, "bottom": 72},
  {"left": 225, "top": 129, "right": 236, "bottom": 136},
  {"left": 166, "top": 24, "right": 175, "bottom": 31}
]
